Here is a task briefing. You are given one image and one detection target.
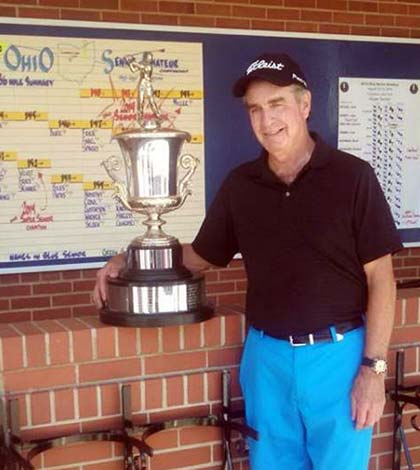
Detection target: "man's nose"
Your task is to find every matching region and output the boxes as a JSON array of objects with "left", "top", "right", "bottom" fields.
[{"left": 260, "top": 109, "right": 275, "bottom": 130}]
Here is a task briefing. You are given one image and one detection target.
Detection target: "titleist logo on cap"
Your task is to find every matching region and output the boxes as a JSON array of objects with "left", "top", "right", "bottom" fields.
[
  {"left": 232, "top": 53, "right": 308, "bottom": 97},
  {"left": 246, "top": 59, "right": 285, "bottom": 75}
]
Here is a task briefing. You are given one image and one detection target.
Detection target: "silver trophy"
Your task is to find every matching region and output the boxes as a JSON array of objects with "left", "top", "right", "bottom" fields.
[{"left": 99, "top": 52, "right": 213, "bottom": 327}]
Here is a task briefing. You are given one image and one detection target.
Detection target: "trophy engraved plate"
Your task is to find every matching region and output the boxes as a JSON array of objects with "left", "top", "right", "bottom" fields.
[{"left": 99, "top": 51, "right": 213, "bottom": 327}]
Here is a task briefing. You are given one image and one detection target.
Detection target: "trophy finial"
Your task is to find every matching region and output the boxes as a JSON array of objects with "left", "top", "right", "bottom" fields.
[{"left": 128, "top": 51, "right": 162, "bottom": 130}]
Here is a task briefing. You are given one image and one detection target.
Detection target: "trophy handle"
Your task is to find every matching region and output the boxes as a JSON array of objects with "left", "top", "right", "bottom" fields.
[
  {"left": 177, "top": 154, "right": 198, "bottom": 208},
  {"left": 101, "top": 155, "right": 132, "bottom": 211}
]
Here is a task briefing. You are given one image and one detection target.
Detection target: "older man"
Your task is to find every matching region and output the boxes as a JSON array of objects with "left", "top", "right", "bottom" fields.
[{"left": 94, "top": 53, "right": 402, "bottom": 470}]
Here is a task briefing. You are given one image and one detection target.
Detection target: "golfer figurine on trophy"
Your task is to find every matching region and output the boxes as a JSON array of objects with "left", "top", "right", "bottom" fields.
[
  {"left": 128, "top": 51, "right": 162, "bottom": 130},
  {"left": 100, "top": 51, "right": 213, "bottom": 327}
]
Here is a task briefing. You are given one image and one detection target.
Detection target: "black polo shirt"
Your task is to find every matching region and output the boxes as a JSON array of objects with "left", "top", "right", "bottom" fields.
[{"left": 192, "top": 134, "right": 403, "bottom": 336}]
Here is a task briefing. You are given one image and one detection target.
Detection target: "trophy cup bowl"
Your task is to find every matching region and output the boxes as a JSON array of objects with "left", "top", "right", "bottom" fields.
[{"left": 99, "top": 127, "right": 214, "bottom": 327}]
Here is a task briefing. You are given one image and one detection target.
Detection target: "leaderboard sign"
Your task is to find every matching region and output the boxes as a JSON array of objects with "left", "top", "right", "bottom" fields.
[
  {"left": 338, "top": 78, "right": 420, "bottom": 233},
  {"left": 0, "top": 33, "right": 206, "bottom": 273}
]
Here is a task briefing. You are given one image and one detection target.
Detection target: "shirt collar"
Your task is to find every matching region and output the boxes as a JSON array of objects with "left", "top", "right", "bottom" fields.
[
  {"left": 307, "top": 132, "right": 332, "bottom": 169},
  {"left": 248, "top": 132, "right": 332, "bottom": 183}
]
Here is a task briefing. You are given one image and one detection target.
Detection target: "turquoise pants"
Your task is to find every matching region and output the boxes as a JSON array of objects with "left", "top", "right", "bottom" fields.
[{"left": 240, "top": 326, "right": 373, "bottom": 470}]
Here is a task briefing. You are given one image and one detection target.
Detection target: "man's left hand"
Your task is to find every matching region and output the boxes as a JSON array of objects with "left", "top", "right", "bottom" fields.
[{"left": 351, "top": 367, "right": 386, "bottom": 430}]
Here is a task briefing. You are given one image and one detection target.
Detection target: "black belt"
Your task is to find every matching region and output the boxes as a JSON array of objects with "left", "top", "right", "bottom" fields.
[{"left": 263, "top": 318, "right": 364, "bottom": 347}]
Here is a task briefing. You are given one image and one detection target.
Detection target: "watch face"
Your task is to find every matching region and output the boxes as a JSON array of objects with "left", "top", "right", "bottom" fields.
[{"left": 373, "top": 359, "right": 387, "bottom": 374}]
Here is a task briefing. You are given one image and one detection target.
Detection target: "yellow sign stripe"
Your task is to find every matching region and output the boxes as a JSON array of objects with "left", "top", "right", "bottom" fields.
[
  {"left": 49, "top": 120, "right": 113, "bottom": 129},
  {"left": 154, "top": 90, "right": 203, "bottom": 100},
  {"left": 51, "top": 174, "right": 84, "bottom": 184},
  {"left": 0, "top": 111, "right": 48, "bottom": 121},
  {"left": 190, "top": 134, "right": 203, "bottom": 144},
  {"left": 80, "top": 89, "right": 203, "bottom": 99},
  {"left": 83, "top": 181, "right": 114, "bottom": 191},
  {"left": 0, "top": 152, "right": 18, "bottom": 161},
  {"left": 17, "top": 159, "right": 51, "bottom": 169},
  {"left": 80, "top": 88, "right": 136, "bottom": 99}
]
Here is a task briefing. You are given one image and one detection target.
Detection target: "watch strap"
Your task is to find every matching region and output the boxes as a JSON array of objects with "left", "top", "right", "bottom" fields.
[
  {"left": 361, "top": 356, "right": 388, "bottom": 374},
  {"left": 361, "top": 356, "right": 375, "bottom": 367}
]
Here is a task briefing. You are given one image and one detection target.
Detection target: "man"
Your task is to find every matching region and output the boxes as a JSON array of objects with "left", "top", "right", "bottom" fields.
[{"left": 94, "top": 53, "right": 403, "bottom": 470}]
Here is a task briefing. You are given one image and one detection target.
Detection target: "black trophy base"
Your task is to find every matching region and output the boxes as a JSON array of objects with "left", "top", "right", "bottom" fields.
[
  {"left": 100, "top": 273, "right": 214, "bottom": 327},
  {"left": 100, "top": 305, "right": 214, "bottom": 327}
]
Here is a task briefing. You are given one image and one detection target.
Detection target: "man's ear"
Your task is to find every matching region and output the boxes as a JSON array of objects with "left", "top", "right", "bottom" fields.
[{"left": 302, "top": 90, "right": 312, "bottom": 120}]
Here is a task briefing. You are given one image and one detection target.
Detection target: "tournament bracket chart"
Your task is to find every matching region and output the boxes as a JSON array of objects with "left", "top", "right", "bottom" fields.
[{"left": 0, "top": 36, "right": 205, "bottom": 272}]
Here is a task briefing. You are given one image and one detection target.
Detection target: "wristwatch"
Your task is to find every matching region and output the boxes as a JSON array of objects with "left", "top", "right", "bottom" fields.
[{"left": 361, "top": 356, "right": 388, "bottom": 375}]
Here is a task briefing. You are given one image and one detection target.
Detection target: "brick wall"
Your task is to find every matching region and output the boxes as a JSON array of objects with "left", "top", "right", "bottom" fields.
[
  {"left": 0, "top": 0, "right": 420, "bottom": 37},
  {"left": 0, "top": 260, "right": 248, "bottom": 323},
  {"left": 0, "top": 0, "right": 419, "bottom": 322},
  {"left": 0, "top": 311, "right": 249, "bottom": 470},
  {"left": 0, "top": 294, "right": 419, "bottom": 469},
  {"left": 0, "top": 254, "right": 419, "bottom": 323}
]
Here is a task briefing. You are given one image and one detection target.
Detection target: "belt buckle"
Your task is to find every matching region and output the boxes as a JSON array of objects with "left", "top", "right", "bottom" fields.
[{"left": 289, "top": 333, "right": 314, "bottom": 347}]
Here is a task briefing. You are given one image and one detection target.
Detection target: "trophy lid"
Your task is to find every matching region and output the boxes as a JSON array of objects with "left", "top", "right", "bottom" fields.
[{"left": 113, "top": 128, "right": 191, "bottom": 143}]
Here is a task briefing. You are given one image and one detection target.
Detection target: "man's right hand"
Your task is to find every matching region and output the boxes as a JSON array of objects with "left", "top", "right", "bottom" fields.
[{"left": 93, "top": 253, "right": 126, "bottom": 309}]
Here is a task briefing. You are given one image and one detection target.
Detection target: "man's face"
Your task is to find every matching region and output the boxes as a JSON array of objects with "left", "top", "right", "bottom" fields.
[{"left": 244, "top": 81, "right": 311, "bottom": 162}]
